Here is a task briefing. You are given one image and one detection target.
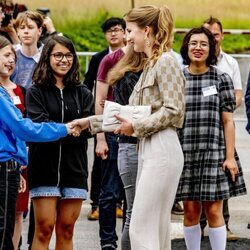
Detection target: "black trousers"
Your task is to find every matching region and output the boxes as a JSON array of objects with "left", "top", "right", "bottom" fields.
[{"left": 0, "top": 161, "right": 20, "bottom": 250}]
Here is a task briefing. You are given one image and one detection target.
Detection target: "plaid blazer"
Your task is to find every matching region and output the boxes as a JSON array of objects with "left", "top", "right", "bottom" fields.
[{"left": 129, "top": 52, "right": 185, "bottom": 138}]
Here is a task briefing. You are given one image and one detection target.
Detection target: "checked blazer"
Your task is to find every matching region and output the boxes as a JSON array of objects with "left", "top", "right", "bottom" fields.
[{"left": 129, "top": 52, "right": 185, "bottom": 139}]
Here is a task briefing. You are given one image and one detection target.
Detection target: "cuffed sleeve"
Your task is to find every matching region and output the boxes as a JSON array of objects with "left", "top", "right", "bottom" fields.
[{"left": 88, "top": 115, "right": 103, "bottom": 134}]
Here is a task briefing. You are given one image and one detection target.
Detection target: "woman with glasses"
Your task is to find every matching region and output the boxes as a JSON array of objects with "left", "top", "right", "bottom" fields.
[
  {"left": 0, "top": 35, "right": 79, "bottom": 250},
  {"left": 176, "top": 27, "right": 246, "bottom": 250},
  {"left": 25, "top": 35, "right": 93, "bottom": 250}
]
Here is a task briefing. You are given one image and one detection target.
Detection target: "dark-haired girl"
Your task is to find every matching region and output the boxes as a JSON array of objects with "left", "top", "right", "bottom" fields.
[
  {"left": 0, "top": 34, "right": 77, "bottom": 250},
  {"left": 176, "top": 27, "right": 246, "bottom": 250},
  {"left": 26, "top": 35, "right": 93, "bottom": 250}
]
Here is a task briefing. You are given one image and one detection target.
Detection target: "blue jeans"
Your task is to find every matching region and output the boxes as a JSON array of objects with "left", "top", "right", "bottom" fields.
[
  {"left": 0, "top": 161, "right": 20, "bottom": 250},
  {"left": 118, "top": 143, "right": 138, "bottom": 250},
  {"left": 30, "top": 186, "right": 87, "bottom": 200},
  {"left": 99, "top": 134, "right": 123, "bottom": 249}
]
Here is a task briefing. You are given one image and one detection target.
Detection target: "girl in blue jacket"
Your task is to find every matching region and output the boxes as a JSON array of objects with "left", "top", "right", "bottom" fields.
[{"left": 0, "top": 35, "right": 76, "bottom": 250}]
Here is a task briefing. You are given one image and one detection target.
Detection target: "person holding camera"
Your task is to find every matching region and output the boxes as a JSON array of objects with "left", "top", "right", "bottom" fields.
[{"left": 0, "top": 0, "right": 27, "bottom": 44}]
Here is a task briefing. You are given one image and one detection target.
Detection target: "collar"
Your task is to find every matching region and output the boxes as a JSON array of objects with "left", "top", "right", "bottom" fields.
[
  {"left": 217, "top": 49, "right": 224, "bottom": 61},
  {"left": 20, "top": 47, "right": 41, "bottom": 63}
]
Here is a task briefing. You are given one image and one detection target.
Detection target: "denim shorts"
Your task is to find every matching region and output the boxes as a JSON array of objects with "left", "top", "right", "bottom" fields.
[{"left": 30, "top": 186, "right": 87, "bottom": 200}]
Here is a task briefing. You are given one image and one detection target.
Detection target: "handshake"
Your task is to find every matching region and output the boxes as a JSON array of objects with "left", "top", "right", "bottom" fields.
[
  {"left": 65, "top": 101, "right": 151, "bottom": 137},
  {"left": 66, "top": 118, "right": 90, "bottom": 137}
]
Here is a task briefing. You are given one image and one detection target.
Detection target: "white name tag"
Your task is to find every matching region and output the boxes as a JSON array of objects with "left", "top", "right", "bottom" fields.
[
  {"left": 202, "top": 85, "right": 217, "bottom": 97},
  {"left": 11, "top": 96, "right": 21, "bottom": 105}
]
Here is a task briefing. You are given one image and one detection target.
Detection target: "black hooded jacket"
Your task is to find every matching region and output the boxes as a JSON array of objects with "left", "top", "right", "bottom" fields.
[{"left": 26, "top": 83, "right": 94, "bottom": 190}]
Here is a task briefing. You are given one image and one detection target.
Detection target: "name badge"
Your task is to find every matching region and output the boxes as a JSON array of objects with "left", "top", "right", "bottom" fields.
[
  {"left": 11, "top": 96, "right": 21, "bottom": 105},
  {"left": 202, "top": 85, "right": 217, "bottom": 97}
]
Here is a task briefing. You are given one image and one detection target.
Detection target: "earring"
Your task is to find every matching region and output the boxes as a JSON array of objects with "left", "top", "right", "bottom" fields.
[{"left": 144, "top": 37, "right": 151, "bottom": 47}]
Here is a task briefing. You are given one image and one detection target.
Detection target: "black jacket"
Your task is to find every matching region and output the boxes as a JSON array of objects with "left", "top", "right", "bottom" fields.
[
  {"left": 26, "top": 83, "right": 94, "bottom": 190},
  {"left": 83, "top": 48, "right": 109, "bottom": 92}
]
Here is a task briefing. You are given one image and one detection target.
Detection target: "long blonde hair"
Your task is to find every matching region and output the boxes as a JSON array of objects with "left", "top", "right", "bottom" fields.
[
  {"left": 125, "top": 5, "right": 174, "bottom": 64},
  {"left": 107, "top": 45, "right": 146, "bottom": 86}
]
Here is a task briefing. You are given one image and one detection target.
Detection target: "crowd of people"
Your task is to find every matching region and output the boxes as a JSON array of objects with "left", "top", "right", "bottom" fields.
[{"left": 0, "top": 1, "right": 249, "bottom": 250}]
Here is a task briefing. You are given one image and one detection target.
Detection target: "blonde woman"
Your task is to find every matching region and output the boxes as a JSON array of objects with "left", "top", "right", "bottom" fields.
[
  {"left": 114, "top": 6, "right": 185, "bottom": 249},
  {"left": 73, "top": 6, "right": 185, "bottom": 249}
]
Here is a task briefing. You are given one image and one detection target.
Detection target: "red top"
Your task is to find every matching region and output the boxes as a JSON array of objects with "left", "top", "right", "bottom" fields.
[
  {"left": 13, "top": 85, "right": 25, "bottom": 114},
  {"left": 97, "top": 48, "right": 124, "bottom": 101}
]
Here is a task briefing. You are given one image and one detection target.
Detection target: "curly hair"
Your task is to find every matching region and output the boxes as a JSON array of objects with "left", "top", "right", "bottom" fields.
[
  {"left": 180, "top": 26, "right": 217, "bottom": 66},
  {"left": 125, "top": 5, "right": 174, "bottom": 64},
  {"left": 32, "top": 35, "right": 80, "bottom": 87}
]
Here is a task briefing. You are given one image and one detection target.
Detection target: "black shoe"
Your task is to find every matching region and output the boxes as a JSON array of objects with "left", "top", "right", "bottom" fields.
[
  {"left": 248, "top": 223, "right": 250, "bottom": 229},
  {"left": 171, "top": 202, "right": 184, "bottom": 215}
]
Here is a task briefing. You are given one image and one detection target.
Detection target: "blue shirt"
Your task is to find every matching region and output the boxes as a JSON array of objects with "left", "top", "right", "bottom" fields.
[
  {"left": 11, "top": 49, "right": 40, "bottom": 89},
  {"left": 0, "top": 87, "right": 67, "bottom": 165}
]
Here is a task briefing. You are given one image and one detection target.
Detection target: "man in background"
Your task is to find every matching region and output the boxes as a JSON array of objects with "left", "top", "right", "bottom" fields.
[{"left": 84, "top": 17, "right": 125, "bottom": 221}]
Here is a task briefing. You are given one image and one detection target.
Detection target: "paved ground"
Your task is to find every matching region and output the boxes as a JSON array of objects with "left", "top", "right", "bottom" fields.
[{"left": 21, "top": 119, "right": 250, "bottom": 249}]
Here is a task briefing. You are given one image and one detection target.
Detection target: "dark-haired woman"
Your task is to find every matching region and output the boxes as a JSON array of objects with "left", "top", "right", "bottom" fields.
[
  {"left": 26, "top": 35, "right": 93, "bottom": 250},
  {"left": 0, "top": 34, "right": 77, "bottom": 250},
  {"left": 176, "top": 27, "right": 246, "bottom": 250}
]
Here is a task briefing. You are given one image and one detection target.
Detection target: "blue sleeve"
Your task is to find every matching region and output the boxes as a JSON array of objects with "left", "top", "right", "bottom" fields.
[{"left": 0, "top": 93, "right": 67, "bottom": 142}]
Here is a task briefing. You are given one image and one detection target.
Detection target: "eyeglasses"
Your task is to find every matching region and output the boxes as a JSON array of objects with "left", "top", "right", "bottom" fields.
[
  {"left": 50, "top": 52, "right": 74, "bottom": 61},
  {"left": 106, "top": 28, "right": 123, "bottom": 34},
  {"left": 188, "top": 41, "right": 209, "bottom": 50}
]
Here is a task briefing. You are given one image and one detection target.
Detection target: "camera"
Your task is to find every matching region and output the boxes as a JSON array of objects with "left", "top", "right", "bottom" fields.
[{"left": 36, "top": 8, "right": 50, "bottom": 18}]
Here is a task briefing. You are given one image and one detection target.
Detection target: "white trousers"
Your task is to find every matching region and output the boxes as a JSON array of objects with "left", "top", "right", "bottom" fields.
[{"left": 130, "top": 128, "right": 184, "bottom": 250}]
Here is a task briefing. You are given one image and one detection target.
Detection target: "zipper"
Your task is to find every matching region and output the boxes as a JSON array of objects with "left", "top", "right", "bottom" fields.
[{"left": 57, "top": 89, "right": 64, "bottom": 186}]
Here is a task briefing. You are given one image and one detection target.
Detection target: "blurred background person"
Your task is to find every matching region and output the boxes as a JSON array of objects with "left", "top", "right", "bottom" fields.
[{"left": 83, "top": 17, "right": 126, "bottom": 221}]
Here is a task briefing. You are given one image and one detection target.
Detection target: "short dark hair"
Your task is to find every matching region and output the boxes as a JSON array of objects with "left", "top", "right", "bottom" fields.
[
  {"left": 203, "top": 16, "right": 223, "bottom": 33},
  {"left": 33, "top": 35, "right": 80, "bottom": 87},
  {"left": 180, "top": 26, "right": 217, "bottom": 66},
  {"left": 101, "top": 17, "right": 126, "bottom": 33}
]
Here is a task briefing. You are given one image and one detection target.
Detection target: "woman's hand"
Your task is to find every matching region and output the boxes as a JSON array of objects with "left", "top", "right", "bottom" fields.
[
  {"left": 114, "top": 114, "right": 134, "bottom": 136},
  {"left": 71, "top": 118, "right": 90, "bottom": 131},
  {"left": 223, "top": 158, "right": 239, "bottom": 182},
  {"left": 66, "top": 122, "right": 81, "bottom": 137}
]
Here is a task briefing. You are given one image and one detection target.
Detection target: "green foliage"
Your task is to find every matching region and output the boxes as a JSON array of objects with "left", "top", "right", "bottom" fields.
[
  {"left": 54, "top": 12, "right": 250, "bottom": 78},
  {"left": 222, "top": 34, "right": 250, "bottom": 53}
]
